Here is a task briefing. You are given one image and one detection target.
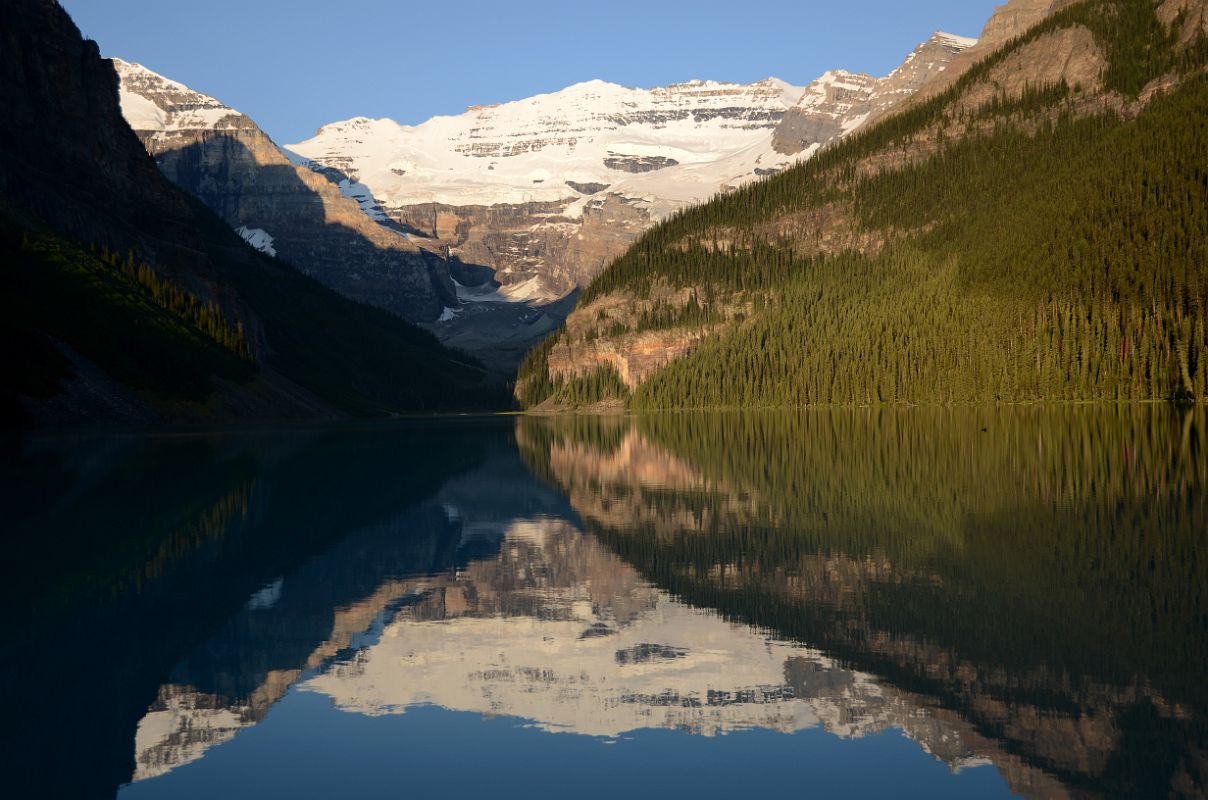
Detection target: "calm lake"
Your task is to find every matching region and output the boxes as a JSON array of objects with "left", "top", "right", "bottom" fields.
[{"left": 2, "top": 408, "right": 1205, "bottom": 799}]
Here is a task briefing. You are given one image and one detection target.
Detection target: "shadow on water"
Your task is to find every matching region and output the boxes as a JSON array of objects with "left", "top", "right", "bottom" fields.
[
  {"left": 0, "top": 418, "right": 528, "bottom": 798},
  {"left": 2, "top": 407, "right": 1205, "bottom": 799}
]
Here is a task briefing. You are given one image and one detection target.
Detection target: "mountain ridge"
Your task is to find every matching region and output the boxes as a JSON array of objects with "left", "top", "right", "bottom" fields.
[
  {"left": 114, "top": 58, "right": 458, "bottom": 323},
  {"left": 517, "top": 0, "right": 1208, "bottom": 409},
  {"left": 773, "top": 31, "right": 979, "bottom": 154}
]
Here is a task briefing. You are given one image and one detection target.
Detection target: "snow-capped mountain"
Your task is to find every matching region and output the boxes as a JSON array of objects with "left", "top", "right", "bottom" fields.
[
  {"left": 289, "top": 32, "right": 974, "bottom": 305},
  {"left": 114, "top": 59, "right": 456, "bottom": 322},
  {"left": 288, "top": 77, "right": 810, "bottom": 302},
  {"left": 292, "top": 77, "right": 807, "bottom": 210}
]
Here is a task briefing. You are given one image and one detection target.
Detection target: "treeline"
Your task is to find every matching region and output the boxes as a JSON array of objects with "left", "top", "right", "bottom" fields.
[
  {"left": 540, "top": 365, "right": 629, "bottom": 408},
  {"left": 635, "top": 291, "right": 722, "bottom": 333},
  {"left": 93, "top": 246, "right": 252, "bottom": 360},
  {"left": 1, "top": 229, "right": 256, "bottom": 411},
  {"left": 524, "top": 0, "right": 1208, "bottom": 409},
  {"left": 516, "top": 332, "right": 560, "bottom": 408}
]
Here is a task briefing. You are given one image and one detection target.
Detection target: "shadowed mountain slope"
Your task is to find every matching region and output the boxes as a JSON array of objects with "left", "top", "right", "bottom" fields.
[
  {"left": 114, "top": 60, "right": 458, "bottom": 323},
  {"left": 0, "top": 0, "right": 502, "bottom": 427}
]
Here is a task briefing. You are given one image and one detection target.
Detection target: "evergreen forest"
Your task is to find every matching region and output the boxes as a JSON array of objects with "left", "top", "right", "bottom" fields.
[{"left": 518, "top": 0, "right": 1208, "bottom": 409}]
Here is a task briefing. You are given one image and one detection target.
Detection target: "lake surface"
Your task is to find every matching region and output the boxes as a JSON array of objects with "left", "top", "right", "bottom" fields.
[{"left": 2, "top": 408, "right": 1206, "bottom": 799}]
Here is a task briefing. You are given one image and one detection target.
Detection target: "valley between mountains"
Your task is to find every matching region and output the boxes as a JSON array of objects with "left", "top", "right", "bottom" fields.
[{"left": 109, "top": 25, "right": 979, "bottom": 374}]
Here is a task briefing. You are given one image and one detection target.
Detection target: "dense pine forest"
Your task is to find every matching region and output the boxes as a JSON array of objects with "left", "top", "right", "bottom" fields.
[{"left": 518, "top": 0, "right": 1208, "bottom": 409}]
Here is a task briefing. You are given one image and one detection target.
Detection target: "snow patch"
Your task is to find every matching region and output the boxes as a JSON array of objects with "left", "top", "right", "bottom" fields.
[
  {"left": 497, "top": 276, "right": 548, "bottom": 302},
  {"left": 117, "top": 87, "right": 167, "bottom": 131},
  {"left": 935, "top": 31, "right": 979, "bottom": 49},
  {"left": 337, "top": 179, "right": 391, "bottom": 222},
  {"left": 842, "top": 111, "right": 873, "bottom": 134},
  {"left": 236, "top": 226, "right": 277, "bottom": 257}
]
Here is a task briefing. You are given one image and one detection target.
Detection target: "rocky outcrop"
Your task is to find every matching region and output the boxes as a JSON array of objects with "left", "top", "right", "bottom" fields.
[
  {"left": 773, "top": 32, "right": 978, "bottom": 155},
  {"left": 115, "top": 60, "right": 453, "bottom": 322},
  {"left": 871, "top": 32, "right": 982, "bottom": 111},
  {"left": 912, "top": 0, "right": 1082, "bottom": 103},
  {"left": 980, "top": 0, "right": 1071, "bottom": 48},
  {"left": 537, "top": 283, "right": 754, "bottom": 391},
  {"left": 1158, "top": 0, "right": 1208, "bottom": 46},
  {"left": 771, "top": 71, "right": 880, "bottom": 155},
  {"left": 547, "top": 327, "right": 711, "bottom": 389},
  {"left": 954, "top": 25, "right": 1107, "bottom": 114},
  {"left": 602, "top": 153, "right": 680, "bottom": 172},
  {"left": 395, "top": 192, "right": 656, "bottom": 300}
]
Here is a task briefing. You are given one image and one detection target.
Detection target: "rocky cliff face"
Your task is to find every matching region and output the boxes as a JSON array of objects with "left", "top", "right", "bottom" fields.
[
  {"left": 911, "top": 0, "right": 1083, "bottom": 103},
  {"left": 0, "top": 2, "right": 211, "bottom": 273},
  {"left": 772, "top": 32, "right": 977, "bottom": 155},
  {"left": 540, "top": 283, "right": 741, "bottom": 390},
  {"left": 1157, "top": 0, "right": 1208, "bottom": 45},
  {"left": 769, "top": 71, "right": 880, "bottom": 156},
  {"left": 115, "top": 60, "right": 454, "bottom": 322},
  {"left": 392, "top": 192, "right": 658, "bottom": 301},
  {"left": 980, "top": 0, "right": 1074, "bottom": 48}
]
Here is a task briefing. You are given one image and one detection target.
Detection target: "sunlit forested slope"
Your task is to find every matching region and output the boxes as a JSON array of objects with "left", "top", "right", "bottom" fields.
[{"left": 518, "top": 0, "right": 1208, "bottom": 408}]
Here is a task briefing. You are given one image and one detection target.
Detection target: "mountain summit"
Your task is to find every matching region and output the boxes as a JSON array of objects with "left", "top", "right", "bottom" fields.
[{"left": 772, "top": 31, "right": 977, "bottom": 154}]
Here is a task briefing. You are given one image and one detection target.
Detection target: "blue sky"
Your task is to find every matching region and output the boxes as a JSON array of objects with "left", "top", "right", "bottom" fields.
[{"left": 62, "top": 0, "right": 997, "bottom": 145}]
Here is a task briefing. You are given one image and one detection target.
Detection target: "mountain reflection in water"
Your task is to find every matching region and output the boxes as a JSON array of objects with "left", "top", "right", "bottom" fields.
[{"left": 2, "top": 408, "right": 1205, "bottom": 799}]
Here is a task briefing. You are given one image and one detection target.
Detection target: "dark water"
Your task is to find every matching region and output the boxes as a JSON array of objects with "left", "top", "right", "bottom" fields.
[{"left": 2, "top": 409, "right": 1205, "bottom": 799}]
